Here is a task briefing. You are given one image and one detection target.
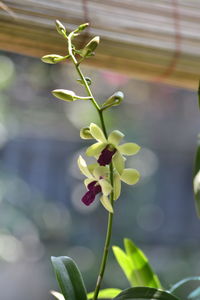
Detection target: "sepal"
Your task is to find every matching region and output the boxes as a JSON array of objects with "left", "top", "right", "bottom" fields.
[{"left": 80, "top": 127, "right": 93, "bottom": 139}]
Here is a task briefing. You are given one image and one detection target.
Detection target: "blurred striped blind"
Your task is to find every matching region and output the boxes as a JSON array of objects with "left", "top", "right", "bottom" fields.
[{"left": 0, "top": 0, "right": 200, "bottom": 89}]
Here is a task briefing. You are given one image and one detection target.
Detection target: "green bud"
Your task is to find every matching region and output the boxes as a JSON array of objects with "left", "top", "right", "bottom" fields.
[
  {"left": 41, "top": 54, "right": 66, "bottom": 64},
  {"left": 52, "top": 89, "right": 76, "bottom": 102},
  {"left": 74, "top": 23, "right": 89, "bottom": 33},
  {"left": 55, "top": 20, "right": 66, "bottom": 35},
  {"left": 81, "top": 36, "right": 100, "bottom": 57},
  {"left": 102, "top": 91, "right": 124, "bottom": 109},
  {"left": 80, "top": 127, "right": 93, "bottom": 139},
  {"left": 77, "top": 77, "right": 92, "bottom": 86}
]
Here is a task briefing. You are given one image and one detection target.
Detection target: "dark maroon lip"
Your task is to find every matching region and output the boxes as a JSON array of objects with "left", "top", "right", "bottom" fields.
[
  {"left": 81, "top": 181, "right": 102, "bottom": 206},
  {"left": 97, "top": 146, "right": 116, "bottom": 166}
]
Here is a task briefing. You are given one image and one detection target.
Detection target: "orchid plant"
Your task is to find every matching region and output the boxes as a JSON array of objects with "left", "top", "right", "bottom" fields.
[{"left": 41, "top": 21, "right": 200, "bottom": 300}]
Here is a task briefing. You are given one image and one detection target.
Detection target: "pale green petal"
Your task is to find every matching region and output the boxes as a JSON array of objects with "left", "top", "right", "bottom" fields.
[
  {"left": 93, "top": 166, "right": 108, "bottom": 179},
  {"left": 90, "top": 123, "right": 107, "bottom": 143},
  {"left": 100, "top": 195, "right": 113, "bottom": 213},
  {"left": 99, "top": 179, "right": 112, "bottom": 196},
  {"left": 86, "top": 142, "right": 106, "bottom": 157},
  {"left": 113, "top": 173, "right": 121, "bottom": 200},
  {"left": 120, "top": 168, "right": 140, "bottom": 185},
  {"left": 108, "top": 130, "right": 124, "bottom": 146},
  {"left": 77, "top": 155, "right": 92, "bottom": 178},
  {"left": 88, "top": 163, "right": 99, "bottom": 173},
  {"left": 117, "top": 143, "right": 140, "bottom": 155},
  {"left": 112, "top": 151, "right": 125, "bottom": 175},
  {"left": 84, "top": 178, "right": 94, "bottom": 188},
  {"left": 50, "top": 290, "right": 65, "bottom": 300}
]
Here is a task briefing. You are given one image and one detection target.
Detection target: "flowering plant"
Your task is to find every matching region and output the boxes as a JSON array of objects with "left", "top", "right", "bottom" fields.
[{"left": 41, "top": 21, "right": 200, "bottom": 300}]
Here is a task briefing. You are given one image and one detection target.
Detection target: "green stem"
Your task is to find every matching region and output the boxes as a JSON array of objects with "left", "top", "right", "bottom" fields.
[{"left": 68, "top": 32, "right": 114, "bottom": 300}]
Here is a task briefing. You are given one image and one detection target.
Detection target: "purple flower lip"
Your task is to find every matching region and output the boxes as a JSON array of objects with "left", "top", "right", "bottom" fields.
[
  {"left": 81, "top": 181, "right": 102, "bottom": 206},
  {"left": 97, "top": 146, "right": 116, "bottom": 166}
]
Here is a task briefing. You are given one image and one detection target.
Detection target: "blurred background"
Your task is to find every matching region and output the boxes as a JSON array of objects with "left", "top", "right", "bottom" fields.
[{"left": 0, "top": 51, "right": 199, "bottom": 300}]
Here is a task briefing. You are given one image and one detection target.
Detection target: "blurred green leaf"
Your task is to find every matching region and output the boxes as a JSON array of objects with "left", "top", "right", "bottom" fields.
[
  {"left": 87, "top": 288, "right": 122, "bottom": 299},
  {"left": 113, "top": 287, "right": 180, "bottom": 300},
  {"left": 169, "top": 277, "right": 200, "bottom": 294},
  {"left": 188, "top": 286, "right": 200, "bottom": 300},
  {"left": 113, "top": 239, "right": 162, "bottom": 288},
  {"left": 51, "top": 256, "right": 87, "bottom": 300}
]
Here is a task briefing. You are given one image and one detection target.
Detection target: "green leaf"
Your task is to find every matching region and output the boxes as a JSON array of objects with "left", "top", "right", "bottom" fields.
[
  {"left": 51, "top": 256, "right": 87, "bottom": 300},
  {"left": 113, "top": 287, "right": 180, "bottom": 300},
  {"left": 113, "top": 246, "right": 136, "bottom": 286},
  {"left": 193, "top": 136, "right": 200, "bottom": 218},
  {"left": 124, "top": 239, "right": 162, "bottom": 288},
  {"left": 169, "top": 276, "right": 200, "bottom": 293},
  {"left": 87, "top": 288, "right": 122, "bottom": 299},
  {"left": 193, "top": 136, "right": 200, "bottom": 177},
  {"left": 113, "top": 239, "right": 162, "bottom": 288},
  {"left": 188, "top": 286, "right": 200, "bottom": 299}
]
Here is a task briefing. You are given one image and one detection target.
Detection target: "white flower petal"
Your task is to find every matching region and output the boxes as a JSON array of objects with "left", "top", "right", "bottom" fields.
[
  {"left": 108, "top": 130, "right": 124, "bottom": 146},
  {"left": 99, "top": 179, "right": 112, "bottom": 196},
  {"left": 113, "top": 173, "right": 121, "bottom": 200},
  {"left": 120, "top": 168, "right": 140, "bottom": 185},
  {"left": 93, "top": 166, "right": 108, "bottom": 179},
  {"left": 100, "top": 195, "right": 113, "bottom": 213},
  {"left": 86, "top": 142, "right": 106, "bottom": 157},
  {"left": 77, "top": 155, "right": 92, "bottom": 178},
  {"left": 112, "top": 151, "right": 125, "bottom": 175},
  {"left": 89, "top": 123, "right": 107, "bottom": 143},
  {"left": 117, "top": 143, "right": 140, "bottom": 156}
]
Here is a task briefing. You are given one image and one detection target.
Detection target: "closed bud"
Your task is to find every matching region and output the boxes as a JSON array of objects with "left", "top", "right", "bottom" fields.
[
  {"left": 74, "top": 23, "right": 89, "bottom": 33},
  {"left": 80, "top": 127, "right": 93, "bottom": 139},
  {"left": 77, "top": 77, "right": 92, "bottom": 86},
  {"left": 55, "top": 20, "right": 66, "bottom": 35},
  {"left": 41, "top": 54, "right": 66, "bottom": 64},
  {"left": 52, "top": 89, "right": 76, "bottom": 102},
  {"left": 102, "top": 91, "right": 124, "bottom": 109},
  {"left": 81, "top": 36, "right": 100, "bottom": 57}
]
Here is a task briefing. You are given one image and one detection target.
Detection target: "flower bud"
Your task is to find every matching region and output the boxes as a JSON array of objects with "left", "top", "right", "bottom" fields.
[
  {"left": 55, "top": 20, "right": 66, "bottom": 35},
  {"left": 102, "top": 91, "right": 124, "bottom": 109},
  {"left": 77, "top": 77, "right": 92, "bottom": 86},
  {"left": 41, "top": 54, "right": 66, "bottom": 64},
  {"left": 74, "top": 23, "right": 89, "bottom": 33},
  {"left": 52, "top": 89, "right": 76, "bottom": 102},
  {"left": 80, "top": 127, "right": 93, "bottom": 139},
  {"left": 81, "top": 36, "right": 100, "bottom": 57}
]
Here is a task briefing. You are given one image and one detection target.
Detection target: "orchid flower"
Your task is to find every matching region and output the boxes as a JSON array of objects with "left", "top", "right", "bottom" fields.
[
  {"left": 77, "top": 155, "right": 113, "bottom": 213},
  {"left": 84, "top": 123, "right": 140, "bottom": 174}
]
